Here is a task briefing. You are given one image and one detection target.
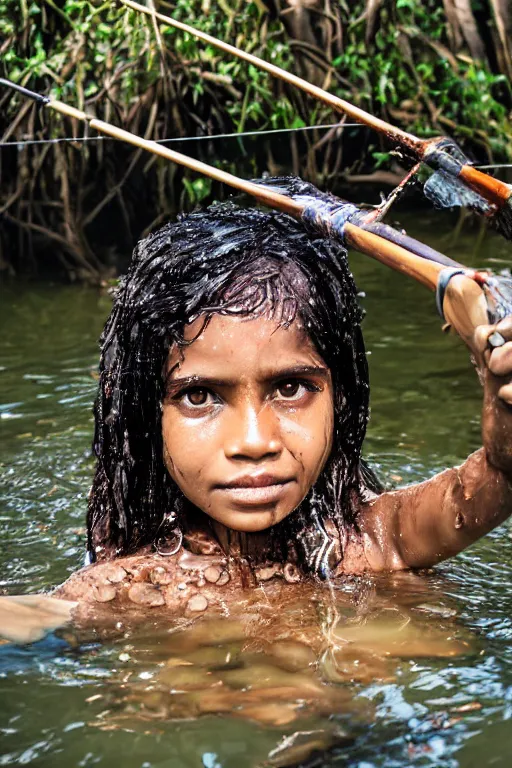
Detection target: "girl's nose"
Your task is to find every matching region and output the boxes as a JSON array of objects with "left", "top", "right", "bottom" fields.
[{"left": 224, "top": 403, "right": 282, "bottom": 461}]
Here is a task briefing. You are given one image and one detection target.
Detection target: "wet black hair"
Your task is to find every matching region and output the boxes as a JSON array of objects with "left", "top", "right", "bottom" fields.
[{"left": 87, "top": 183, "right": 381, "bottom": 577}]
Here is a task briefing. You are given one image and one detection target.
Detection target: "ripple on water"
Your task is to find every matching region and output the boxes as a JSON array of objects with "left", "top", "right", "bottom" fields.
[{"left": 1, "top": 227, "right": 512, "bottom": 768}]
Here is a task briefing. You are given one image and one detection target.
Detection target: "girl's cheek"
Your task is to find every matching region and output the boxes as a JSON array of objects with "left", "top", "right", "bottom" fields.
[
  {"left": 278, "top": 398, "right": 333, "bottom": 441},
  {"left": 162, "top": 410, "right": 224, "bottom": 464},
  {"left": 278, "top": 414, "right": 316, "bottom": 444}
]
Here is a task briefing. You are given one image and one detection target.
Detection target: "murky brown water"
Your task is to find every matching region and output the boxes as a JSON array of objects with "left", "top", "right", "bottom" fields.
[{"left": 1, "top": 206, "right": 511, "bottom": 767}]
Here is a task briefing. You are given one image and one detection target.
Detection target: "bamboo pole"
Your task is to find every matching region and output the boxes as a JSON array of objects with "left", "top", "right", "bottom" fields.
[
  {"left": 0, "top": 77, "right": 490, "bottom": 350},
  {"left": 344, "top": 223, "right": 442, "bottom": 290},
  {"left": 50, "top": 100, "right": 303, "bottom": 217},
  {"left": 49, "top": 100, "right": 442, "bottom": 286},
  {"left": 120, "top": 0, "right": 512, "bottom": 210},
  {"left": 51, "top": 98, "right": 490, "bottom": 349}
]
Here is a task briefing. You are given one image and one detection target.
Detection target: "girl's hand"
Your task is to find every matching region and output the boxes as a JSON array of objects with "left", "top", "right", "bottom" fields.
[{"left": 474, "top": 316, "right": 512, "bottom": 475}]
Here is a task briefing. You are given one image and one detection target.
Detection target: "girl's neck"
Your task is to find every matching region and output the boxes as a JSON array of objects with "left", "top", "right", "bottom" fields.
[
  {"left": 182, "top": 507, "right": 283, "bottom": 563},
  {"left": 209, "top": 519, "right": 275, "bottom": 562}
]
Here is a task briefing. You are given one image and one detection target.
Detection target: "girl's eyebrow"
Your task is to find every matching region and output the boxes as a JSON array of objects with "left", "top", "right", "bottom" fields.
[
  {"left": 266, "top": 365, "right": 330, "bottom": 380},
  {"left": 165, "top": 365, "right": 329, "bottom": 391}
]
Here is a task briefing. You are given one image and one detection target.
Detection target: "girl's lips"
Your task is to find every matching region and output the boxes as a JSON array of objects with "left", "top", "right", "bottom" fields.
[
  {"left": 218, "top": 473, "right": 292, "bottom": 489},
  {"left": 214, "top": 480, "right": 294, "bottom": 507}
]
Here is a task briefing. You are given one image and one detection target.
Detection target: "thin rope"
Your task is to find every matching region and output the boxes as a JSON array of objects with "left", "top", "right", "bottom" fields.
[
  {"left": 0, "top": 121, "right": 358, "bottom": 149},
  {"left": 2, "top": 127, "right": 510, "bottom": 171},
  {"left": 477, "top": 163, "right": 512, "bottom": 170}
]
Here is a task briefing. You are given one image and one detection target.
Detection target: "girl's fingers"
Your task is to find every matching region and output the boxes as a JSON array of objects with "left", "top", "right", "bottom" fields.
[
  {"left": 488, "top": 331, "right": 507, "bottom": 349},
  {"left": 495, "top": 317, "right": 512, "bottom": 336},
  {"left": 488, "top": 319, "right": 512, "bottom": 377},
  {"left": 474, "top": 325, "right": 495, "bottom": 357},
  {"left": 474, "top": 318, "right": 512, "bottom": 371},
  {"left": 497, "top": 382, "right": 512, "bottom": 406},
  {"left": 489, "top": 342, "right": 512, "bottom": 377},
  {"left": 472, "top": 317, "right": 512, "bottom": 405}
]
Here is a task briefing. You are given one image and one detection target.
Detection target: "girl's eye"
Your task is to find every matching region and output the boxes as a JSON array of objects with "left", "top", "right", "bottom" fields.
[
  {"left": 274, "top": 379, "right": 319, "bottom": 401},
  {"left": 277, "top": 381, "right": 301, "bottom": 398},
  {"left": 181, "top": 387, "right": 213, "bottom": 407}
]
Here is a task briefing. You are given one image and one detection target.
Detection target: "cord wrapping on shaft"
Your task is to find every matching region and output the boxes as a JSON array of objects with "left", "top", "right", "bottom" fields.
[{"left": 297, "top": 196, "right": 360, "bottom": 245}]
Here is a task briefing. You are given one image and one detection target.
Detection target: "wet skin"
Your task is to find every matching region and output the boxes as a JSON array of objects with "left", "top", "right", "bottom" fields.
[
  {"left": 162, "top": 313, "right": 334, "bottom": 534},
  {"left": 51, "top": 558, "right": 473, "bottom": 731},
  {"left": 354, "top": 315, "right": 512, "bottom": 571},
  {"left": 54, "top": 310, "right": 512, "bottom": 589},
  {"left": 160, "top": 310, "right": 512, "bottom": 570},
  {"left": 4, "top": 314, "right": 510, "bottom": 735},
  {"left": 4, "top": 312, "right": 512, "bottom": 655}
]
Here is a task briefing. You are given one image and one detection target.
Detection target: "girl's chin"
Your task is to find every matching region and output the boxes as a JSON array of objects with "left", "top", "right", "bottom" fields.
[{"left": 207, "top": 505, "right": 294, "bottom": 533}]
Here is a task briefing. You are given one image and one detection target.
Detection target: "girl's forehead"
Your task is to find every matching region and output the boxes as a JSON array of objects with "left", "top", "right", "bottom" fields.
[{"left": 166, "top": 313, "right": 325, "bottom": 378}]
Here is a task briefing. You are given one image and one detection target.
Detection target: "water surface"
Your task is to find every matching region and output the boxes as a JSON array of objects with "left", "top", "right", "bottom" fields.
[{"left": 1, "top": 209, "right": 511, "bottom": 767}]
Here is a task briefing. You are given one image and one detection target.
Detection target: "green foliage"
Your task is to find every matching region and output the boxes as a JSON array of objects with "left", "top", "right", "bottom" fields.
[
  {"left": 335, "top": 1, "right": 511, "bottom": 161},
  {"left": 182, "top": 175, "right": 212, "bottom": 204},
  {"left": 3, "top": 1, "right": 161, "bottom": 109},
  {"left": 2, "top": 0, "right": 509, "bottom": 157},
  {"left": 1, "top": 0, "right": 511, "bottom": 279},
  {"left": 1, "top": 0, "right": 293, "bottom": 135}
]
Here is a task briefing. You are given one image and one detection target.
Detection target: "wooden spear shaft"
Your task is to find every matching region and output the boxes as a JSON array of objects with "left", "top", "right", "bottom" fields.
[
  {"left": 48, "top": 101, "right": 303, "bottom": 217},
  {"left": 120, "top": 0, "right": 512, "bottom": 209},
  {"left": 48, "top": 99, "right": 443, "bottom": 286},
  {"left": 50, "top": 98, "right": 487, "bottom": 349},
  {"left": 0, "top": 80, "right": 451, "bottom": 283},
  {"left": 0, "top": 78, "right": 488, "bottom": 350},
  {"left": 120, "top": 0, "right": 418, "bottom": 149}
]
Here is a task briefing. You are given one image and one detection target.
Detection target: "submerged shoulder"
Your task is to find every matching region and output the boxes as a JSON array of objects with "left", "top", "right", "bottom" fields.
[
  {"left": 53, "top": 552, "right": 177, "bottom": 608},
  {"left": 323, "top": 511, "right": 375, "bottom": 576},
  {"left": 332, "top": 524, "right": 393, "bottom": 575},
  {"left": 53, "top": 547, "right": 231, "bottom": 616}
]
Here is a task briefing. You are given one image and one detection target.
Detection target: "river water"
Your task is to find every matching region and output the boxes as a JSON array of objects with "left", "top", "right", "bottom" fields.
[{"left": 0, "top": 208, "right": 511, "bottom": 767}]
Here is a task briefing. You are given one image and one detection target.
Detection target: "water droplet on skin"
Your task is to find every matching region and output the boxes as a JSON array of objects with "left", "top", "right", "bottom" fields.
[
  {"left": 102, "top": 563, "right": 127, "bottom": 584},
  {"left": 93, "top": 584, "right": 117, "bottom": 603},
  {"left": 128, "top": 582, "right": 165, "bottom": 607},
  {"left": 186, "top": 594, "right": 208, "bottom": 613},
  {"left": 150, "top": 567, "right": 172, "bottom": 586},
  {"left": 204, "top": 566, "right": 221, "bottom": 584}
]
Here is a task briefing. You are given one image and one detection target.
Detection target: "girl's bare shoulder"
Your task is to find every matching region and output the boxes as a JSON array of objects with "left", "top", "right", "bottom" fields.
[
  {"left": 53, "top": 546, "right": 231, "bottom": 615},
  {"left": 52, "top": 539, "right": 315, "bottom": 629}
]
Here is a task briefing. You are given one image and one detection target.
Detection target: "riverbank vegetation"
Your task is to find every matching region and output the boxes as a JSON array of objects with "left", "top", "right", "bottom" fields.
[{"left": 1, "top": 0, "right": 511, "bottom": 281}]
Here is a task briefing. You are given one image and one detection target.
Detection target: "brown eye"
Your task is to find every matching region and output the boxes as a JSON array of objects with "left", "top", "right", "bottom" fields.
[
  {"left": 172, "top": 385, "right": 221, "bottom": 410},
  {"left": 185, "top": 388, "right": 209, "bottom": 406},
  {"left": 274, "top": 379, "right": 321, "bottom": 402},
  {"left": 277, "top": 381, "right": 301, "bottom": 398}
]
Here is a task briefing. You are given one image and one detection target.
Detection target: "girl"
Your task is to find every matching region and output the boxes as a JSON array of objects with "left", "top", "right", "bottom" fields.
[{"left": 51, "top": 195, "right": 512, "bottom": 618}]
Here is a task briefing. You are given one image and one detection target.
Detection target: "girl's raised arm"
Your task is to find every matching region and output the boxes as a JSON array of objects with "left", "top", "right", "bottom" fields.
[{"left": 350, "top": 317, "right": 512, "bottom": 572}]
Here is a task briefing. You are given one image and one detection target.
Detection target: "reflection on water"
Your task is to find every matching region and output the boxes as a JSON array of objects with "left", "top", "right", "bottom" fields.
[
  {"left": 0, "top": 210, "right": 511, "bottom": 767},
  {"left": 0, "top": 573, "right": 480, "bottom": 767},
  {"left": 84, "top": 577, "right": 472, "bottom": 716}
]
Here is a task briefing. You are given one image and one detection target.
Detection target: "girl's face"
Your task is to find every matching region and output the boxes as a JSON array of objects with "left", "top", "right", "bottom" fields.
[{"left": 162, "top": 313, "right": 334, "bottom": 532}]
